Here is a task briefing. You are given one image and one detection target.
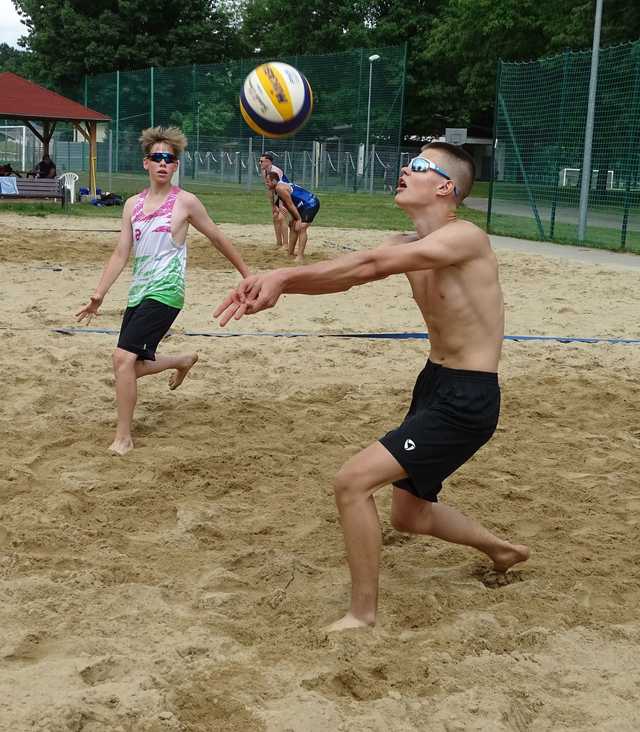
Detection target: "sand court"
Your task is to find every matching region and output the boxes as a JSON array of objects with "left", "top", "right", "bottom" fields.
[{"left": 1, "top": 216, "right": 639, "bottom": 730}]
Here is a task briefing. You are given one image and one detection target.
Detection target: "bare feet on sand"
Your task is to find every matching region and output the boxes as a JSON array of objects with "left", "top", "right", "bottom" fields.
[
  {"left": 489, "top": 543, "right": 530, "bottom": 572},
  {"left": 323, "top": 545, "right": 529, "bottom": 633},
  {"left": 324, "top": 612, "right": 375, "bottom": 633},
  {"left": 109, "top": 436, "right": 134, "bottom": 456},
  {"left": 169, "top": 353, "right": 198, "bottom": 391}
]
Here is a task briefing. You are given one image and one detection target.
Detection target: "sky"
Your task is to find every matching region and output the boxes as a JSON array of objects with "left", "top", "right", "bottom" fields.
[{"left": 0, "top": 0, "right": 27, "bottom": 48}]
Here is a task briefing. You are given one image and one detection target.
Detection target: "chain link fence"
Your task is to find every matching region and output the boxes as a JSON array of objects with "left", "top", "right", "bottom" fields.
[
  {"left": 68, "top": 45, "right": 408, "bottom": 194},
  {"left": 488, "top": 40, "right": 640, "bottom": 252},
  {"left": 45, "top": 136, "right": 413, "bottom": 195}
]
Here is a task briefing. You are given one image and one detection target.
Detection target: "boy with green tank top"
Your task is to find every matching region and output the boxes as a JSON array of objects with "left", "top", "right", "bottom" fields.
[{"left": 76, "top": 126, "right": 250, "bottom": 455}]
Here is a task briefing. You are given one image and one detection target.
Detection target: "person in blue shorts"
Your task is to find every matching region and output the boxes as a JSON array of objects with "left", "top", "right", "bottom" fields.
[{"left": 267, "top": 172, "right": 320, "bottom": 263}]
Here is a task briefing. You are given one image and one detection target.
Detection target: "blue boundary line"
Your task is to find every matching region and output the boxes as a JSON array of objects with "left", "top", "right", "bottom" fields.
[{"left": 50, "top": 328, "right": 640, "bottom": 345}]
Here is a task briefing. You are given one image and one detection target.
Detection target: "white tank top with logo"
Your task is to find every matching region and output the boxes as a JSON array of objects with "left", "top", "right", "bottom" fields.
[{"left": 128, "top": 186, "right": 186, "bottom": 309}]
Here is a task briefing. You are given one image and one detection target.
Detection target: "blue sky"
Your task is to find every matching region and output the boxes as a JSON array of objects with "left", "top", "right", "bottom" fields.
[{"left": 0, "top": 0, "right": 27, "bottom": 48}]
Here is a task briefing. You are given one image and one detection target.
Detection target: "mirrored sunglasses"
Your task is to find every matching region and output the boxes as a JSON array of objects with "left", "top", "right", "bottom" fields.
[
  {"left": 408, "top": 157, "right": 458, "bottom": 196},
  {"left": 147, "top": 152, "right": 178, "bottom": 164}
]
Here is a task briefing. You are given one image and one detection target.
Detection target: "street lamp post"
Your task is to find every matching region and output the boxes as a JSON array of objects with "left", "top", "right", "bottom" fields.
[{"left": 365, "top": 54, "right": 380, "bottom": 166}]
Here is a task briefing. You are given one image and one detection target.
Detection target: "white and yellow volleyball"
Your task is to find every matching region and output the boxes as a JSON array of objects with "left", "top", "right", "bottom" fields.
[{"left": 239, "top": 62, "right": 313, "bottom": 138}]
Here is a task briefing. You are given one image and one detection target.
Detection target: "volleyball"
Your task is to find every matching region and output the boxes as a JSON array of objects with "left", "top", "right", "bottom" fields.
[{"left": 239, "top": 62, "right": 313, "bottom": 138}]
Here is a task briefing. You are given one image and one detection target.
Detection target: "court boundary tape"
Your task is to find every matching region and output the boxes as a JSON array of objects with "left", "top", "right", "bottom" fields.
[{"left": 50, "top": 327, "right": 640, "bottom": 345}]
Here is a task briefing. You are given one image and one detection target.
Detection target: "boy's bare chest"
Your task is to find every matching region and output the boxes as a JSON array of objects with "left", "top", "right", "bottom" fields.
[{"left": 407, "top": 270, "right": 449, "bottom": 309}]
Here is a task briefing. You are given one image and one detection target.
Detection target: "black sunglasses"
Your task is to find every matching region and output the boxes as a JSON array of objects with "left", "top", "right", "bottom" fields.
[{"left": 146, "top": 152, "right": 178, "bottom": 164}]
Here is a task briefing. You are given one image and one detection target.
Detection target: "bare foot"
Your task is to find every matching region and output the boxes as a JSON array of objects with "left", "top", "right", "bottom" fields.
[
  {"left": 324, "top": 612, "right": 375, "bottom": 633},
  {"left": 109, "top": 437, "right": 134, "bottom": 456},
  {"left": 295, "top": 256, "right": 304, "bottom": 265},
  {"left": 490, "top": 543, "right": 530, "bottom": 572},
  {"left": 169, "top": 353, "right": 198, "bottom": 391}
]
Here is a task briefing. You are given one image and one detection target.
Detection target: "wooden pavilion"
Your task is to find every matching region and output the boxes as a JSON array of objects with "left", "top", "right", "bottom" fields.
[{"left": 0, "top": 72, "right": 110, "bottom": 195}]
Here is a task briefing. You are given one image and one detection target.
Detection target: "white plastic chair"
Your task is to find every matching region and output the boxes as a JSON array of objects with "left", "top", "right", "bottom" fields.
[{"left": 58, "top": 172, "right": 79, "bottom": 204}]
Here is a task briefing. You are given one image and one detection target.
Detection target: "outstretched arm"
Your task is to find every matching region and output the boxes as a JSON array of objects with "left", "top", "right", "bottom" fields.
[
  {"left": 272, "top": 219, "right": 484, "bottom": 294},
  {"left": 76, "top": 198, "right": 135, "bottom": 322},
  {"left": 213, "top": 220, "right": 486, "bottom": 325},
  {"left": 187, "top": 195, "right": 250, "bottom": 277}
]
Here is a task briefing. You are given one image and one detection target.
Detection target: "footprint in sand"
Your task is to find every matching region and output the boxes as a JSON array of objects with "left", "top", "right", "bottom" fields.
[{"left": 473, "top": 567, "right": 526, "bottom": 589}]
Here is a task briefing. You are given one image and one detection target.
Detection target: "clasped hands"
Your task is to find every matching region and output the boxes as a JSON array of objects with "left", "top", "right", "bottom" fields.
[{"left": 213, "top": 270, "right": 285, "bottom": 327}]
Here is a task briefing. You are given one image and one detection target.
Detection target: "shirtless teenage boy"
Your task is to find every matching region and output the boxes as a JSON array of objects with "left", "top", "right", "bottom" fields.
[{"left": 215, "top": 142, "right": 529, "bottom": 630}]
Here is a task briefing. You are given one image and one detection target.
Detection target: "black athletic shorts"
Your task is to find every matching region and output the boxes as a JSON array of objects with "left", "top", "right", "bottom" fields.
[
  {"left": 379, "top": 360, "right": 500, "bottom": 502},
  {"left": 117, "top": 297, "right": 181, "bottom": 361}
]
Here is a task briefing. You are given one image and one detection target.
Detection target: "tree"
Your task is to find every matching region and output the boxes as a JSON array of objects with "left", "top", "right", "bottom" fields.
[
  {"left": 241, "top": 0, "right": 371, "bottom": 56},
  {"left": 366, "top": 0, "right": 446, "bottom": 138},
  {"left": 548, "top": 0, "right": 640, "bottom": 50},
  {"left": 0, "top": 43, "right": 30, "bottom": 75},
  {"left": 10, "top": 0, "right": 640, "bottom": 141},
  {"left": 408, "top": 0, "right": 640, "bottom": 137},
  {"left": 12, "top": 0, "right": 244, "bottom": 92}
]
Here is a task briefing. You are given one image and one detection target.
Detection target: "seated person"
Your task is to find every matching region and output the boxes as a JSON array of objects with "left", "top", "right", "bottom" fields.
[
  {"left": 31, "top": 154, "right": 57, "bottom": 179},
  {"left": 0, "top": 163, "right": 21, "bottom": 177}
]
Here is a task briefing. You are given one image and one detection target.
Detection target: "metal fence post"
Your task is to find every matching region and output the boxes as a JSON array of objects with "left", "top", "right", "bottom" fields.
[
  {"left": 620, "top": 45, "right": 640, "bottom": 250},
  {"left": 369, "top": 146, "right": 375, "bottom": 193},
  {"left": 487, "top": 60, "right": 502, "bottom": 234},
  {"left": 550, "top": 51, "right": 571, "bottom": 239},
  {"left": 577, "top": 0, "right": 604, "bottom": 242},
  {"left": 150, "top": 67, "right": 155, "bottom": 127},
  {"left": 108, "top": 128, "right": 113, "bottom": 192},
  {"left": 115, "top": 70, "right": 120, "bottom": 174}
]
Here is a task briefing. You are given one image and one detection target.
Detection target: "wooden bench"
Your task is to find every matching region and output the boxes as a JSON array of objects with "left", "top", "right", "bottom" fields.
[{"left": 0, "top": 177, "right": 67, "bottom": 208}]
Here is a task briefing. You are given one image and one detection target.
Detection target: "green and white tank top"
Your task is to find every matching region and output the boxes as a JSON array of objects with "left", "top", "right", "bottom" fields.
[{"left": 128, "top": 186, "right": 186, "bottom": 309}]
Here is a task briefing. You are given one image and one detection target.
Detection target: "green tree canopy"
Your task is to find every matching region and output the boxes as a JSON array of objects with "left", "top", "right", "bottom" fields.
[
  {"left": 11, "top": 0, "right": 243, "bottom": 91},
  {"left": 8, "top": 0, "right": 640, "bottom": 138},
  {"left": 409, "top": 0, "right": 640, "bottom": 135},
  {"left": 241, "top": 0, "right": 372, "bottom": 56},
  {"left": 0, "top": 42, "right": 30, "bottom": 75}
]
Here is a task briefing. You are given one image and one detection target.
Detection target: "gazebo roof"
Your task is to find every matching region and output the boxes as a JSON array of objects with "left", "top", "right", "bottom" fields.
[{"left": 0, "top": 72, "right": 110, "bottom": 123}]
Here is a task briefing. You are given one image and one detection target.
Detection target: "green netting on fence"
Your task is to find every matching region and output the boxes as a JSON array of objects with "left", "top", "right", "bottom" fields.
[
  {"left": 488, "top": 41, "right": 640, "bottom": 252},
  {"left": 80, "top": 46, "right": 407, "bottom": 192}
]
